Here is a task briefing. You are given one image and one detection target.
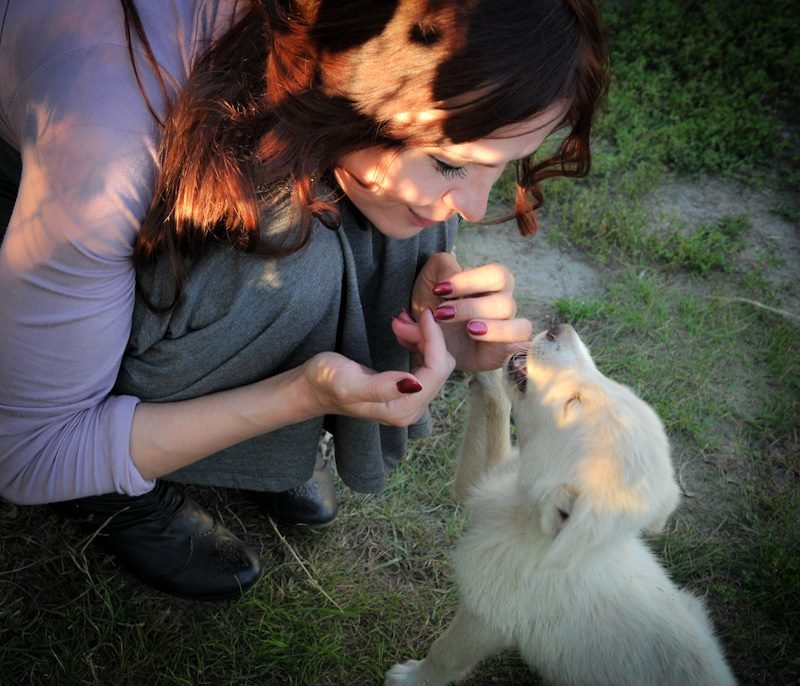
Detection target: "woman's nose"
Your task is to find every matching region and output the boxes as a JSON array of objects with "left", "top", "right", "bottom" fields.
[
  {"left": 442, "top": 170, "right": 499, "bottom": 223},
  {"left": 444, "top": 187, "right": 491, "bottom": 223}
]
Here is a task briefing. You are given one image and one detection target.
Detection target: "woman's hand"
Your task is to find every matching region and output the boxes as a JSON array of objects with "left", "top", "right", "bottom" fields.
[
  {"left": 302, "top": 308, "right": 455, "bottom": 427},
  {"left": 397, "top": 252, "right": 532, "bottom": 371}
]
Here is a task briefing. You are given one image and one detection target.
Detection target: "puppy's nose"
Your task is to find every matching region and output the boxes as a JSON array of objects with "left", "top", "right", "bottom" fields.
[{"left": 546, "top": 324, "right": 575, "bottom": 341}]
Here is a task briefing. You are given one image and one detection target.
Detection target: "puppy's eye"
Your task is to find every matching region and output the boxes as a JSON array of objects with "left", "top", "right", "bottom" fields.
[{"left": 557, "top": 508, "right": 569, "bottom": 521}]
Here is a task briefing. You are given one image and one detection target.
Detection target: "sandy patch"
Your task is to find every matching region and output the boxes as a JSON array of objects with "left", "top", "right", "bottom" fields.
[
  {"left": 456, "top": 219, "right": 604, "bottom": 326},
  {"left": 649, "top": 176, "right": 800, "bottom": 318},
  {"left": 458, "top": 177, "right": 799, "bottom": 324}
]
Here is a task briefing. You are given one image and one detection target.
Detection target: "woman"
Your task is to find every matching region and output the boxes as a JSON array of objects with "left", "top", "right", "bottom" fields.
[{"left": 0, "top": 0, "right": 608, "bottom": 600}]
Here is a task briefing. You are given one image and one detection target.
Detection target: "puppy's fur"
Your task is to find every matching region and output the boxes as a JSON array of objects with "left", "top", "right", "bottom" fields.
[{"left": 386, "top": 325, "right": 735, "bottom": 686}]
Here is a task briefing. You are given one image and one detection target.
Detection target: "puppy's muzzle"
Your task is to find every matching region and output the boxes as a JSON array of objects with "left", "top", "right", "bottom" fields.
[{"left": 507, "top": 351, "right": 528, "bottom": 393}]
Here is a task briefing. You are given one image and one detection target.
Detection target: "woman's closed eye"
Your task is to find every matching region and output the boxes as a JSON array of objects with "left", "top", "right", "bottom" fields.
[{"left": 429, "top": 155, "right": 468, "bottom": 180}]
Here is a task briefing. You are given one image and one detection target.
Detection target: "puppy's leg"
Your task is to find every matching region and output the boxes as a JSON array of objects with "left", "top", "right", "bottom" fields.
[
  {"left": 385, "top": 606, "right": 512, "bottom": 686},
  {"left": 454, "top": 369, "right": 513, "bottom": 502}
]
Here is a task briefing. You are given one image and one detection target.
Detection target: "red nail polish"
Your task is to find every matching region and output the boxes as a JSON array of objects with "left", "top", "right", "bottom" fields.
[
  {"left": 397, "top": 378, "right": 423, "bottom": 394},
  {"left": 434, "top": 305, "right": 456, "bottom": 321},
  {"left": 467, "top": 320, "right": 488, "bottom": 336},
  {"left": 396, "top": 308, "right": 415, "bottom": 324},
  {"left": 432, "top": 281, "right": 454, "bottom": 296}
]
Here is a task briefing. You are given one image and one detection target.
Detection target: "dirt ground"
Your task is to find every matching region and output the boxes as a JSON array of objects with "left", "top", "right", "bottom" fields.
[{"left": 458, "top": 176, "right": 799, "bottom": 323}]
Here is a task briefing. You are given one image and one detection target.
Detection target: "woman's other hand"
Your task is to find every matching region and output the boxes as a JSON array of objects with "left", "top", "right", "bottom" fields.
[
  {"left": 401, "top": 252, "right": 532, "bottom": 371},
  {"left": 302, "top": 308, "right": 455, "bottom": 427}
]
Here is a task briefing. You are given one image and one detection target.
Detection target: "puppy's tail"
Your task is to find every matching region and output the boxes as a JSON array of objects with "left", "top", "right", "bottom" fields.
[{"left": 454, "top": 370, "right": 513, "bottom": 502}]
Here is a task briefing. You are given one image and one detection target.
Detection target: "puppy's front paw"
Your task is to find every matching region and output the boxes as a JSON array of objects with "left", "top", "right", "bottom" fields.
[
  {"left": 384, "top": 659, "right": 423, "bottom": 685},
  {"left": 470, "top": 369, "right": 503, "bottom": 391}
]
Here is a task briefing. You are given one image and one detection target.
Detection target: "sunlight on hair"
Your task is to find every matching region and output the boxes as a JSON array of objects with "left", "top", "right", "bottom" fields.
[{"left": 392, "top": 109, "right": 447, "bottom": 126}]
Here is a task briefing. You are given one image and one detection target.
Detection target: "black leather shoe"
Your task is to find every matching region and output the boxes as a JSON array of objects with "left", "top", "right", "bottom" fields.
[
  {"left": 52, "top": 481, "right": 262, "bottom": 600},
  {"left": 254, "top": 453, "right": 337, "bottom": 528}
]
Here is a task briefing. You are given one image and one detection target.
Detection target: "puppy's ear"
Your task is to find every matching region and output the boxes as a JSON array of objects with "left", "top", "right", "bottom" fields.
[
  {"left": 539, "top": 483, "right": 579, "bottom": 538},
  {"left": 537, "top": 483, "right": 620, "bottom": 569}
]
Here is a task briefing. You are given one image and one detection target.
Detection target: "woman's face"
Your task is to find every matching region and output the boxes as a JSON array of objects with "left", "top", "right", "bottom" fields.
[{"left": 334, "top": 103, "right": 567, "bottom": 239}]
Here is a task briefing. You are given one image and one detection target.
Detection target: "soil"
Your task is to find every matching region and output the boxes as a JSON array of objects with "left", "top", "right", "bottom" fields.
[{"left": 458, "top": 176, "right": 799, "bottom": 322}]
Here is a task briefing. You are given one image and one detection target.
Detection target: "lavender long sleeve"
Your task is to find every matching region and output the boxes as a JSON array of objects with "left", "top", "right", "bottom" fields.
[{"left": 0, "top": 0, "right": 240, "bottom": 504}]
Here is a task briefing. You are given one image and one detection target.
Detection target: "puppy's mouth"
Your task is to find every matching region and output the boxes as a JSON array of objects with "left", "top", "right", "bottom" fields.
[{"left": 507, "top": 351, "right": 528, "bottom": 393}]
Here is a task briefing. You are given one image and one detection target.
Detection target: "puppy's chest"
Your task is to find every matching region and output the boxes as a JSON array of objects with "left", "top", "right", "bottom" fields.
[
  {"left": 455, "top": 474, "right": 557, "bottom": 623},
  {"left": 453, "top": 523, "right": 566, "bottom": 634}
]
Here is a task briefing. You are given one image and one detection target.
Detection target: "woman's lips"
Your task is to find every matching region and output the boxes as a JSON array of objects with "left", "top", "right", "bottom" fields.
[{"left": 408, "top": 206, "right": 442, "bottom": 228}]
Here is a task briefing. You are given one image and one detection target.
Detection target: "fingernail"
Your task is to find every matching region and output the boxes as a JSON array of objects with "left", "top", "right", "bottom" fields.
[
  {"left": 434, "top": 304, "right": 456, "bottom": 321},
  {"left": 397, "top": 378, "right": 423, "bottom": 394},
  {"left": 396, "top": 308, "right": 415, "bottom": 324},
  {"left": 432, "top": 281, "right": 454, "bottom": 296},
  {"left": 467, "top": 320, "right": 488, "bottom": 336}
]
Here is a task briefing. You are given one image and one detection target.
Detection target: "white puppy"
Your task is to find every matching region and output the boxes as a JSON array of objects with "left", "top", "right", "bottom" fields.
[{"left": 386, "top": 324, "right": 735, "bottom": 686}]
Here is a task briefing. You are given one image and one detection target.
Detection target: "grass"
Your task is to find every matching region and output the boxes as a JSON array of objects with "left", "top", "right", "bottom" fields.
[{"left": 2, "top": 0, "right": 799, "bottom": 684}]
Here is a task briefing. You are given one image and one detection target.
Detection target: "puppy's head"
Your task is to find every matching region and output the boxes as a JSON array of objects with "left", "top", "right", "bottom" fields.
[
  {"left": 504, "top": 324, "right": 680, "bottom": 564},
  {"left": 505, "top": 324, "right": 608, "bottom": 448}
]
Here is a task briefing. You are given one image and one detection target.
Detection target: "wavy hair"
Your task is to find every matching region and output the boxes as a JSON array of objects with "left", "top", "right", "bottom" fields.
[{"left": 122, "top": 0, "right": 608, "bottom": 304}]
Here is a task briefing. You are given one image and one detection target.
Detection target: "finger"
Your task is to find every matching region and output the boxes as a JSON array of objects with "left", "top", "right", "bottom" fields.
[
  {"left": 380, "top": 310, "right": 453, "bottom": 408},
  {"left": 391, "top": 314, "right": 427, "bottom": 363},
  {"left": 422, "top": 252, "right": 463, "bottom": 287},
  {"left": 311, "top": 353, "right": 420, "bottom": 402},
  {"left": 412, "top": 253, "right": 463, "bottom": 316},
  {"left": 391, "top": 313, "right": 422, "bottom": 341},
  {"left": 359, "top": 370, "right": 425, "bottom": 403},
  {"left": 368, "top": 310, "right": 456, "bottom": 422},
  {"left": 358, "top": 364, "right": 444, "bottom": 425},
  {"left": 432, "top": 262, "right": 514, "bottom": 299},
  {"left": 415, "top": 308, "right": 456, "bottom": 376},
  {"left": 464, "top": 317, "right": 533, "bottom": 344},
  {"left": 308, "top": 353, "right": 433, "bottom": 427},
  {"left": 433, "top": 292, "right": 517, "bottom": 323}
]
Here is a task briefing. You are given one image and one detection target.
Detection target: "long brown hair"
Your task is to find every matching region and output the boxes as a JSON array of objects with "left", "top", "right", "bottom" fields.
[{"left": 122, "top": 0, "right": 608, "bottom": 301}]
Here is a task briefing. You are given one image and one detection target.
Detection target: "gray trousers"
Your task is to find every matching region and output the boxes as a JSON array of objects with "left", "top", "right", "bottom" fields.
[{"left": 116, "top": 202, "right": 456, "bottom": 493}]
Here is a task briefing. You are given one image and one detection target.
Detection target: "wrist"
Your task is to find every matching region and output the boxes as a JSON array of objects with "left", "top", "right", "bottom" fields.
[
  {"left": 295, "top": 355, "right": 333, "bottom": 417},
  {"left": 239, "top": 363, "right": 325, "bottom": 434}
]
